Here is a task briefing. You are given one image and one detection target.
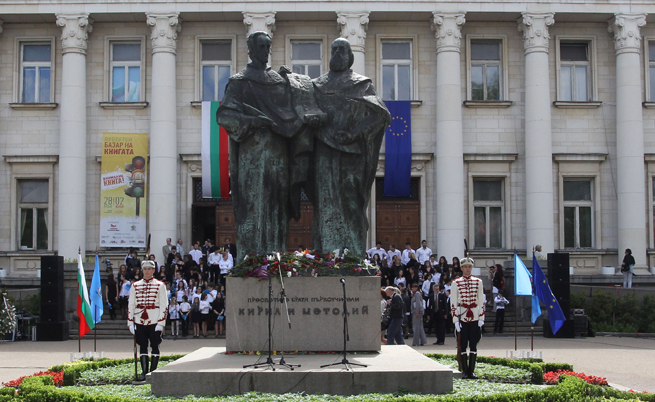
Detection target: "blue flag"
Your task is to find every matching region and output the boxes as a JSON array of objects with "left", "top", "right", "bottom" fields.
[
  {"left": 532, "top": 255, "right": 566, "bottom": 334},
  {"left": 383, "top": 101, "right": 412, "bottom": 197},
  {"left": 531, "top": 294, "right": 542, "bottom": 324},
  {"left": 514, "top": 254, "right": 532, "bottom": 296},
  {"left": 89, "top": 255, "right": 104, "bottom": 324}
]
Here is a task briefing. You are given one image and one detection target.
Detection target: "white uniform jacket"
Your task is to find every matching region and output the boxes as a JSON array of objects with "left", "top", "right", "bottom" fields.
[
  {"left": 128, "top": 277, "right": 168, "bottom": 327},
  {"left": 450, "top": 275, "right": 485, "bottom": 324}
]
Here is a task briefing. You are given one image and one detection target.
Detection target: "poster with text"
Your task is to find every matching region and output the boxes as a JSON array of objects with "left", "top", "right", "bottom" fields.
[{"left": 99, "top": 133, "right": 148, "bottom": 248}]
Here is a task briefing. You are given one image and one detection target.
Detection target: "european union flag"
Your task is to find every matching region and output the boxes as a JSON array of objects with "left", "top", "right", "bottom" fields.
[
  {"left": 533, "top": 255, "right": 566, "bottom": 334},
  {"left": 383, "top": 101, "right": 412, "bottom": 197}
]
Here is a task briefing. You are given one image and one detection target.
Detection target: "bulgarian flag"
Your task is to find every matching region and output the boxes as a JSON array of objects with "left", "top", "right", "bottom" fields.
[
  {"left": 76, "top": 253, "right": 95, "bottom": 337},
  {"left": 201, "top": 101, "right": 230, "bottom": 199}
]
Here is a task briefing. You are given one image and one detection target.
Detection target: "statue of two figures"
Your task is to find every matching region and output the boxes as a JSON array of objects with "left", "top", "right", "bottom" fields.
[{"left": 216, "top": 32, "right": 391, "bottom": 259}]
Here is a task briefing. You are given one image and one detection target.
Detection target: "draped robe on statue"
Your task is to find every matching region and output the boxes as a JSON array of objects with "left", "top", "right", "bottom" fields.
[
  {"left": 310, "top": 70, "right": 390, "bottom": 257},
  {"left": 216, "top": 65, "right": 322, "bottom": 258}
]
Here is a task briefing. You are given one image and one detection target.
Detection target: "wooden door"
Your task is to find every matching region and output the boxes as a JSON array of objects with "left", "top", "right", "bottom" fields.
[{"left": 375, "top": 177, "right": 420, "bottom": 247}]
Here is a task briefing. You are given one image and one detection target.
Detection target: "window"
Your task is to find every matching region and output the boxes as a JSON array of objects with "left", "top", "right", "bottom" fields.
[
  {"left": 20, "top": 43, "right": 52, "bottom": 103},
  {"left": 649, "top": 41, "right": 655, "bottom": 102},
  {"left": 470, "top": 40, "right": 501, "bottom": 101},
  {"left": 201, "top": 41, "right": 231, "bottom": 102},
  {"left": 290, "top": 41, "right": 322, "bottom": 79},
  {"left": 18, "top": 180, "right": 49, "bottom": 250},
  {"left": 473, "top": 180, "right": 503, "bottom": 248},
  {"left": 381, "top": 41, "right": 412, "bottom": 100},
  {"left": 559, "top": 42, "right": 590, "bottom": 101},
  {"left": 110, "top": 42, "right": 142, "bottom": 102},
  {"left": 563, "top": 179, "right": 593, "bottom": 248}
]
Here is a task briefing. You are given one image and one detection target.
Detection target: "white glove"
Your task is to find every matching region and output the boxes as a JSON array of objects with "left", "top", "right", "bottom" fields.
[
  {"left": 155, "top": 324, "right": 164, "bottom": 332},
  {"left": 478, "top": 319, "right": 485, "bottom": 328},
  {"left": 455, "top": 322, "right": 462, "bottom": 332},
  {"left": 129, "top": 325, "right": 135, "bottom": 335}
]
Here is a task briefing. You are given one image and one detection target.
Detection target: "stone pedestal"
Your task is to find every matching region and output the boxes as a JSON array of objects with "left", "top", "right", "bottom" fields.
[{"left": 226, "top": 276, "right": 380, "bottom": 352}]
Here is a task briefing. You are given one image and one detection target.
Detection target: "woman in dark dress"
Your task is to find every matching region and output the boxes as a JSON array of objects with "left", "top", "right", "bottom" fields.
[
  {"left": 212, "top": 292, "right": 226, "bottom": 337},
  {"left": 104, "top": 274, "right": 118, "bottom": 320},
  {"left": 451, "top": 256, "right": 462, "bottom": 276}
]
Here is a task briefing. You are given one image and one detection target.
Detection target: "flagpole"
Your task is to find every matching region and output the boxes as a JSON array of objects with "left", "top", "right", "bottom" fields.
[
  {"left": 514, "top": 293, "right": 517, "bottom": 351},
  {"left": 94, "top": 305, "right": 97, "bottom": 353},
  {"left": 79, "top": 246, "right": 82, "bottom": 354},
  {"left": 530, "top": 248, "right": 535, "bottom": 352}
]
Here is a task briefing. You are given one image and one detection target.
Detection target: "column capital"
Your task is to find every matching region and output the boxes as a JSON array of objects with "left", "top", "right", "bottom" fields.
[
  {"left": 147, "top": 13, "right": 181, "bottom": 55},
  {"left": 56, "top": 14, "right": 93, "bottom": 55},
  {"left": 431, "top": 12, "right": 466, "bottom": 53},
  {"left": 336, "top": 12, "right": 369, "bottom": 52},
  {"left": 609, "top": 13, "right": 647, "bottom": 55},
  {"left": 243, "top": 12, "right": 276, "bottom": 37},
  {"left": 518, "top": 13, "right": 555, "bottom": 54}
]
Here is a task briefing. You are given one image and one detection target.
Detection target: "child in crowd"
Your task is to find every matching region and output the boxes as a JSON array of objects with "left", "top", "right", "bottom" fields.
[
  {"left": 179, "top": 295, "right": 191, "bottom": 337},
  {"left": 199, "top": 292, "right": 211, "bottom": 337},
  {"left": 168, "top": 298, "right": 180, "bottom": 339},
  {"left": 493, "top": 290, "right": 510, "bottom": 334},
  {"left": 191, "top": 296, "right": 201, "bottom": 338},
  {"left": 212, "top": 292, "right": 226, "bottom": 337},
  {"left": 118, "top": 276, "right": 131, "bottom": 320}
]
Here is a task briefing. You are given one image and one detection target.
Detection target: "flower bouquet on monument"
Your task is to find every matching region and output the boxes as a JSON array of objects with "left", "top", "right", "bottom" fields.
[{"left": 231, "top": 248, "right": 379, "bottom": 279}]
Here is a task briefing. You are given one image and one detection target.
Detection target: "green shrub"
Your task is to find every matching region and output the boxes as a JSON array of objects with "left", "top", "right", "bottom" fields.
[{"left": 572, "top": 291, "right": 655, "bottom": 333}]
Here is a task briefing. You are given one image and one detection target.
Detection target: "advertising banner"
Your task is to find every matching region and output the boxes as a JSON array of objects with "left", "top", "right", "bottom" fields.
[{"left": 99, "top": 133, "right": 148, "bottom": 248}]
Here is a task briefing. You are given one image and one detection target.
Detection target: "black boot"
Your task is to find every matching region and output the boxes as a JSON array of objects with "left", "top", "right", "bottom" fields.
[
  {"left": 150, "top": 355, "right": 160, "bottom": 372},
  {"left": 459, "top": 353, "right": 468, "bottom": 379},
  {"left": 137, "top": 355, "right": 149, "bottom": 381},
  {"left": 468, "top": 353, "right": 478, "bottom": 379}
]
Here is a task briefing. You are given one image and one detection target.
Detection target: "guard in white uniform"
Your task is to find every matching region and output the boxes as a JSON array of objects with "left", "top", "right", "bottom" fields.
[
  {"left": 128, "top": 260, "right": 168, "bottom": 381},
  {"left": 450, "top": 256, "right": 485, "bottom": 379}
]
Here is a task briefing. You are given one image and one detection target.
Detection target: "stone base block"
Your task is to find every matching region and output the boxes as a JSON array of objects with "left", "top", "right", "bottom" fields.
[{"left": 151, "top": 346, "right": 453, "bottom": 396}]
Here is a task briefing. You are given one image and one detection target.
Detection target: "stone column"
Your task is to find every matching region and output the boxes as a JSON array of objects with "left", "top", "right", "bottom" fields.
[
  {"left": 336, "top": 12, "right": 369, "bottom": 75},
  {"left": 609, "top": 14, "right": 648, "bottom": 267},
  {"left": 432, "top": 13, "right": 466, "bottom": 257},
  {"left": 243, "top": 12, "right": 276, "bottom": 65},
  {"left": 518, "top": 13, "right": 555, "bottom": 255},
  {"left": 146, "top": 13, "right": 181, "bottom": 253},
  {"left": 56, "top": 14, "right": 93, "bottom": 259}
]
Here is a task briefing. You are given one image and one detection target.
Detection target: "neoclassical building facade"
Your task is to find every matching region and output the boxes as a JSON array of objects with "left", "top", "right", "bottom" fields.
[{"left": 1, "top": 0, "right": 655, "bottom": 278}]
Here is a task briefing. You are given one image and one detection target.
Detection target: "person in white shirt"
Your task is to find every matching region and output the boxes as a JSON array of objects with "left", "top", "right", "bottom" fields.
[
  {"left": 168, "top": 298, "right": 180, "bottom": 339},
  {"left": 207, "top": 248, "right": 222, "bottom": 283},
  {"left": 401, "top": 242, "right": 415, "bottom": 266},
  {"left": 416, "top": 240, "right": 433, "bottom": 268},
  {"left": 199, "top": 292, "right": 211, "bottom": 337},
  {"left": 387, "top": 244, "right": 402, "bottom": 265},
  {"left": 188, "top": 242, "right": 202, "bottom": 264},
  {"left": 218, "top": 251, "right": 233, "bottom": 288},
  {"left": 206, "top": 283, "right": 217, "bottom": 304},
  {"left": 178, "top": 295, "right": 191, "bottom": 337},
  {"left": 367, "top": 242, "right": 387, "bottom": 263},
  {"left": 176, "top": 238, "right": 185, "bottom": 258},
  {"left": 493, "top": 291, "right": 510, "bottom": 334}
]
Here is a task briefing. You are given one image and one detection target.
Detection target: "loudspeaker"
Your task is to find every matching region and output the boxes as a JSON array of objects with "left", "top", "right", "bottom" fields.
[
  {"left": 36, "top": 321, "right": 69, "bottom": 341},
  {"left": 547, "top": 253, "right": 570, "bottom": 284},
  {"left": 40, "top": 256, "right": 65, "bottom": 322},
  {"left": 543, "top": 319, "right": 575, "bottom": 338}
]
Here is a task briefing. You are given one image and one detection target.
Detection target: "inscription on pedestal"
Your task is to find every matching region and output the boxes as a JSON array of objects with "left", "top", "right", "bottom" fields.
[{"left": 226, "top": 276, "right": 381, "bottom": 352}]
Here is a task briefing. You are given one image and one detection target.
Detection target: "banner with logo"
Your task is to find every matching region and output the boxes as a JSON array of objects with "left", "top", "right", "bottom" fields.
[{"left": 99, "top": 133, "right": 148, "bottom": 248}]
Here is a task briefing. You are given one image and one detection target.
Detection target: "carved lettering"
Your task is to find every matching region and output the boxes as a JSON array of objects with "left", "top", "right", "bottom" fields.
[
  {"left": 248, "top": 308, "right": 255, "bottom": 316},
  {"left": 303, "top": 308, "right": 311, "bottom": 315},
  {"left": 352, "top": 307, "right": 359, "bottom": 315},
  {"left": 238, "top": 308, "right": 245, "bottom": 316},
  {"left": 362, "top": 306, "right": 369, "bottom": 315},
  {"left": 332, "top": 308, "right": 340, "bottom": 315},
  {"left": 313, "top": 308, "right": 321, "bottom": 315}
]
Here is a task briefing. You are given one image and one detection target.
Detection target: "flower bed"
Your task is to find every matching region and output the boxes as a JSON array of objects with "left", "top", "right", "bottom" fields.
[
  {"left": 543, "top": 369, "right": 609, "bottom": 386},
  {"left": 2, "top": 370, "right": 63, "bottom": 388},
  {"left": 231, "top": 250, "right": 378, "bottom": 278},
  {"left": 434, "top": 357, "right": 532, "bottom": 384}
]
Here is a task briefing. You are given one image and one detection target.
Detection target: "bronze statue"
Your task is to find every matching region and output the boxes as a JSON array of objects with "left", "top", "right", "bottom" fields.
[
  {"left": 216, "top": 31, "right": 323, "bottom": 258},
  {"left": 308, "top": 39, "right": 390, "bottom": 257}
]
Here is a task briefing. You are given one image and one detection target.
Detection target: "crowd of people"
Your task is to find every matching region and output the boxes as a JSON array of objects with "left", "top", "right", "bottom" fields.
[
  {"left": 374, "top": 241, "right": 508, "bottom": 346},
  {"left": 104, "top": 237, "right": 237, "bottom": 338}
]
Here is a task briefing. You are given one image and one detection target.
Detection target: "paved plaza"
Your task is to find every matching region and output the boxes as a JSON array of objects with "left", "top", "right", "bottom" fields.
[{"left": 1, "top": 335, "right": 653, "bottom": 393}]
